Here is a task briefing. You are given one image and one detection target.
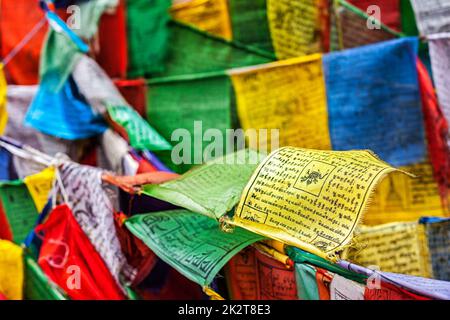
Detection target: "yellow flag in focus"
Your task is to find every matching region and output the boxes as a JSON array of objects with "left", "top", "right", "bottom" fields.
[
  {"left": 0, "top": 63, "right": 8, "bottom": 134},
  {"left": 24, "top": 167, "right": 56, "bottom": 213},
  {"left": 232, "top": 147, "right": 404, "bottom": 260},
  {"left": 0, "top": 240, "right": 24, "bottom": 300}
]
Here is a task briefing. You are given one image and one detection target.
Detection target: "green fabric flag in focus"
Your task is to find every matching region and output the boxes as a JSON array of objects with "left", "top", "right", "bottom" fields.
[
  {"left": 107, "top": 105, "right": 172, "bottom": 151},
  {"left": 142, "top": 149, "right": 264, "bottom": 219},
  {"left": 152, "top": 21, "right": 274, "bottom": 78},
  {"left": 0, "top": 180, "right": 38, "bottom": 244},
  {"left": 125, "top": 209, "right": 264, "bottom": 286},
  {"left": 127, "top": 0, "right": 172, "bottom": 77},
  {"left": 228, "top": 0, "right": 274, "bottom": 53},
  {"left": 147, "top": 74, "right": 234, "bottom": 173}
]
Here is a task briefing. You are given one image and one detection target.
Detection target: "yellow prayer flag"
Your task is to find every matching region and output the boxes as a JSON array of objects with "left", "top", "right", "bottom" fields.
[
  {"left": 231, "top": 147, "right": 403, "bottom": 260},
  {"left": 0, "top": 240, "right": 24, "bottom": 300},
  {"left": 364, "top": 162, "right": 448, "bottom": 225},
  {"left": 171, "top": 0, "right": 232, "bottom": 40},
  {"left": 267, "top": 0, "right": 323, "bottom": 59},
  {"left": 343, "top": 222, "right": 432, "bottom": 278},
  {"left": 229, "top": 54, "right": 331, "bottom": 153},
  {"left": 0, "top": 63, "right": 8, "bottom": 134},
  {"left": 24, "top": 167, "right": 55, "bottom": 213}
]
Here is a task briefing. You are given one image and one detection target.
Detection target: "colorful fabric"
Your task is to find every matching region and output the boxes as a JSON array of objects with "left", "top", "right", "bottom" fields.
[
  {"left": 126, "top": 0, "right": 172, "bottom": 77},
  {"left": 147, "top": 74, "right": 234, "bottom": 173},
  {"left": 40, "top": 0, "right": 117, "bottom": 91},
  {"left": 0, "top": 240, "right": 23, "bottom": 300},
  {"left": 228, "top": 0, "right": 274, "bottom": 52},
  {"left": 24, "top": 256, "right": 66, "bottom": 300},
  {"left": 401, "top": 0, "right": 419, "bottom": 36},
  {"left": 295, "top": 263, "right": 320, "bottom": 300},
  {"left": 23, "top": 167, "right": 55, "bottom": 213},
  {"left": 142, "top": 149, "right": 262, "bottom": 219},
  {"left": 136, "top": 260, "right": 205, "bottom": 300},
  {"left": 59, "top": 162, "right": 135, "bottom": 287},
  {"left": 36, "top": 204, "right": 125, "bottom": 300},
  {"left": 254, "top": 249, "right": 297, "bottom": 300},
  {"left": 114, "top": 78, "right": 148, "bottom": 117},
  {"left": 286, "top": 247, "right": 367, "bottom": 283},
  {"left": 152, "top": 21, "right": 273, "bottom": 78},
  {"left": 364, "top": 162, "right": 446, "bottom": 225},
  {"left": 0, "top": 64, "right": 8, "bottom": 134},
  {"left": 315, "top": 267, "right": 333, "bottom": 300},
  {"left": 98, "top": 129, "right": 130, "bottom": 173},
  {"left": 345, "top": 222, "right": 432, "bottom": 278},
  {"left": 340, "top": 260, "right": 450, "bottom": 300},
  {"left": 428, "top": 36, "right": 450, "bottom": 149},
  {"left": 24, "top": 76, "right": 108, "bottom": 140},
  {"left": 410, "top": 0, "right": 450, "bottom": 35},
  {"left": 417, "top": 58, "right": 450, "bottom": 205},
  {"left": 5, "top": 85, "right": 81, "bottom": 161},
  {"left": 0, "top": 0, "right": 48, "bottom": 85},
  {"left": 422, "top": 218, "right": 450, "bottom": 281},
  {"left": 125, "top": 209, "right": 264, "bottom": 286},
  {"left": 330, "top": 274, "right": 365, "bottom": 300},
  {"left": 225, "top": 247, "right": 258, "bottom": 300},
  {"left": 365, "top": 281, "right": 430, "bottom": 300},
  {"left": 171, "top": 0, "right": 232, "bottom": 40},
  {"left": 347, "top": 0, "right": 401, "bottom": 31},
  {"left": 0, "top": 180, "right": 39, "bottom": 244},
  {"left": 230, "top": 55, "right": 331, "bottom": 152},
  {"left": 332, "top": 0, "right": 398, "bottom": 51},
  {"left": 0, "top": 147, "right": 11, "bottom": 181},
  {"left": 267, "top": 0, "right": 323, "bottom": 59},
  {"left": 97, "top": 0, "right": 128, "bottom": 79},
  {"left": 72, "top": 55, "right": 128, "bottom": 114},
  {"left": 107, "top": 105, "right": 172, "bottom": 152},
  {"left": 226, "top": 246, "right": 298, "bottom": 300},
  {"left": 324, "top": 37, "right": 425, "bottom": 167},
  {"left": 0, "top": 199, "right": 13, "bottom": 241},
  {"left": 114, "top": 212, "right": 158, "bottom": 287},
  {"left": 233, "top": 147, "right": 400, "bottom": 260}
]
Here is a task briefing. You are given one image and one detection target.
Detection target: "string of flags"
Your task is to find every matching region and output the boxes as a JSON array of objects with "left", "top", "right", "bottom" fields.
[{"left": 1, "top": 0, "right": 450, "bottom": 301}]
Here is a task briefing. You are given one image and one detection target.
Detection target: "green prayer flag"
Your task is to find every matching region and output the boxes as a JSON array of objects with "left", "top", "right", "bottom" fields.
[
  {"left": 147, "top": 74, "right": 234, "bottom": 173},
  {"left": 39, "top": 29, "right": 82, "bottom": 92},
  {"left": 125, "top": 209, "right": 264, "bottom": 286},
  {"left": 294, "top": 263, "right": 320, "bottom": 300},
  {"left": 107, "top": 105, "right": 172, "bottom": 151},
  {"left": 142, "top": 149, "right": 263, "bottom": 219},
  {"left": 0, "top": 180, "right": 38, "bottom": 244},
  {"left": 127, "top": 0, "right": 172, "bottom": 77},
  {"left": 152, "top": 21, "right": 274, "bottom": 78},
  {"left": 228, "top": 0, "right": 274, "bottom": 53},
  {"left": 24, "top": 256, "right": 67, "bottom": 300},
  {"left": 401, "top": 0, "right": 419, "bottom": 36}
]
